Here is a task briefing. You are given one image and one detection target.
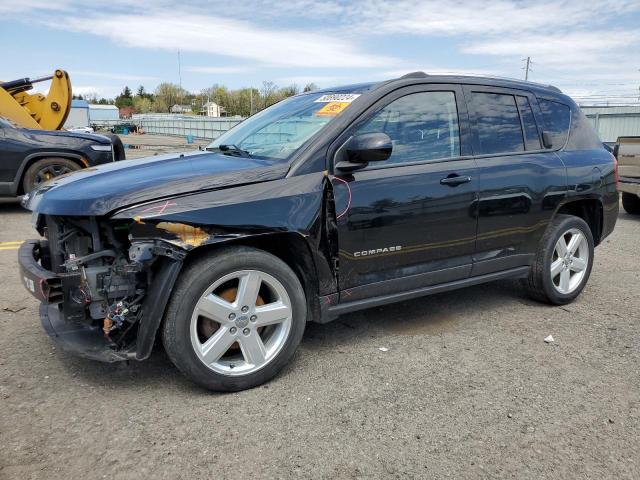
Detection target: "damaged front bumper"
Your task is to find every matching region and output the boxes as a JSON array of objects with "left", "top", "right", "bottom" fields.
[
  {"left": 18, "top": 238, "right": 182, "bottom": 363},
  {"left": 39, "top": 303, "right": 131, "bottom": 362},
  {"left": 19, "top": 239, "right": 131, "bottom": 362}
]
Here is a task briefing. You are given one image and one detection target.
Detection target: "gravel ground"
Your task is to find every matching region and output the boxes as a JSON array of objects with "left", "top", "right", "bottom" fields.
[{"left": 0, "top": 194, "right": 638, "bottom": 479}]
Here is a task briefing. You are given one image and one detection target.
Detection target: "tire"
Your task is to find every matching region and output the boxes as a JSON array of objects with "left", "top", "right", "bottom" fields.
[
  {"left": 102, "top": 133, "right": 126, "bottom": 161},
  {"left": 162, "top": 246, "right": 307, "bottom": 392},
  {"left": 525, "top": 214, "right": 594, "bottom": 305},
  {"left": 621, "top": 192, "right": 640, "bottom": 215},
  {"left": 22, "top": 157, "right": 81, "bottom": 193}
]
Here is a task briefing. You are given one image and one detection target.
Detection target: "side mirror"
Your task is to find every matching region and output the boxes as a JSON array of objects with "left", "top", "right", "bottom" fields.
[
  {"left": 335, "top": 133, "right": 393, "bottom": 172},
  {"left": 542, "top": 131, "right": 554, "bottom": 149}
]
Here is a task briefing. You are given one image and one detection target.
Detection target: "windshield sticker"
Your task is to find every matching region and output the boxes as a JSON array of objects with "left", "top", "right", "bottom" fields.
[
  {"left": 315, "top": 102, "right": 352, "bottom": 117},
  {"left": 314, "top": 93, "right": 361, "bottom": 103}
]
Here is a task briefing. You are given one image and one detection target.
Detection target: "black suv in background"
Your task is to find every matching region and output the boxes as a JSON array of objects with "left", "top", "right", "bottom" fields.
[
  {"left": 0, "top": 117, "right": 125, "bottom": 196},
  {"left": 19, "top": 72, "right": 618, "bottom": 391}
]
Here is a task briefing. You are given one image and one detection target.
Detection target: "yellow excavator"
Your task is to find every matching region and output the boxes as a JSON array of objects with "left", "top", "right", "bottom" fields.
[
  {"left": 0, "top": 69, "right": 72, "bottom": 130},
  {"left": 0, "top": 69, "right": 126, "bottom": 197}
]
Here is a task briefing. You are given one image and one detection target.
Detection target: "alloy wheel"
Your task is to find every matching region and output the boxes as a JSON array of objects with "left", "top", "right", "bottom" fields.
[
  {"left": 189, "top": 270, "right": 293, "bottom": 376},
  {"left": 34, "top": 164, "right": 73, "bottom": 185},
  {"left": 550, "top": 228, "right": 589, "bottom": 295}
]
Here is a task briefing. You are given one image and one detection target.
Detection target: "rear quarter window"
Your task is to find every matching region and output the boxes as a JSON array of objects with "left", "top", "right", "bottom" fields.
[
  {"left": 565, "top": 107, "right": 604, "bottom": 150},
  {"left": 538, "top": 99, "right": 570, "bottom": 148}
]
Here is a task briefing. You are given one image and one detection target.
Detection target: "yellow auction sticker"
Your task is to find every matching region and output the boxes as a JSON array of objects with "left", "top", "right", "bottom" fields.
[{"left": 316, "top": 102, "right": 351, "bottom": 116}]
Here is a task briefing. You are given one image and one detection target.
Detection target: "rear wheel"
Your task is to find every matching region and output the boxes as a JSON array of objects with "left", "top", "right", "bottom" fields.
[
  {"left": 525, "top": 215, "right": 594, "bottom": 305},
  {"left": 621, "top": 192, "right": 640, "bottom": 215},
  {"left": 162, "top": 246, "right": 307, "bottom": 391},
  {"left": 22, "top": 157, "right": 80, "bottom": 193}
]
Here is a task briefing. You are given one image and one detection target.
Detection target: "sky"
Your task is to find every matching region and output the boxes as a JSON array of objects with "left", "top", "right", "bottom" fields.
[{"left": 1, "top": 0, "right": 639, "bottom": 105}]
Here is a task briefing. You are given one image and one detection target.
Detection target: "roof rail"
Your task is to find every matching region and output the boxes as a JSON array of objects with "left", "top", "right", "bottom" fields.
[
  {"left": 395, "top": 71, "right": 562, "bottom": 94},
  {"left": 399, "top": 71, "right": 429, "bottom": 79}
]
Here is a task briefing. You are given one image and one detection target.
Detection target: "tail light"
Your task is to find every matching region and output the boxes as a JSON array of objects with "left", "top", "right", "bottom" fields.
[{"left": 612, "top": 153, "right": 619, "bottom": 190}]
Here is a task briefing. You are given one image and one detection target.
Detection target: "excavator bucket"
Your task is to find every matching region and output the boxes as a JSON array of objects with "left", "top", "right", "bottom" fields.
[{"left": 0, "top": 69, "right": 72, "bottom": 130}]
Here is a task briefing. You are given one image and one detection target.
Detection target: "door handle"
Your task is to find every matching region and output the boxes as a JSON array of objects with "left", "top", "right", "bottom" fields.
[{"left": 440, "top": 174, "right": 472, "bottom": 186}]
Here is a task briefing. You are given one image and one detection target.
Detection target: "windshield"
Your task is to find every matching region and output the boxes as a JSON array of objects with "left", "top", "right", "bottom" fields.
[{"left": 207, "top": 92, "right": 363, "bottom": 161}]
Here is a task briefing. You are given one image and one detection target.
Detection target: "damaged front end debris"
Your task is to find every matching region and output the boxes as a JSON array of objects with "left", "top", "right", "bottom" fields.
[{"left": 19, "top": 214, "right": 192, "bottom": 362}]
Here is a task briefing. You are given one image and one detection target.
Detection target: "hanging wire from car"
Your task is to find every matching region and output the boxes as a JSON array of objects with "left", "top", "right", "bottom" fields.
[{"left": 332, "top": 176, "right": 352, "bottom": 220}]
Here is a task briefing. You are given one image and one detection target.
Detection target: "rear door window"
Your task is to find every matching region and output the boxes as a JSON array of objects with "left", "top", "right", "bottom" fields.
[
  {"left": 468, "top": 92, "right": 524, "bottom": 155},
  {"left": 538, "top": 99, "right": 571, "bottom": 148},
  {"left": 516, "top": 96, "right": 541, "bottom": 150}
]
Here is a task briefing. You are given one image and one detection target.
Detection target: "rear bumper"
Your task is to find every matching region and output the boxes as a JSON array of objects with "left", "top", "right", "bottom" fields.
[{"left": 18, "top": 239, "right": 129, "bottom": 363}]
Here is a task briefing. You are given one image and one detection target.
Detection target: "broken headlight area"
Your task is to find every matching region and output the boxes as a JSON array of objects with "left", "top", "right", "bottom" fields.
[
  {"left": 128, "top": 219, "right": 212, "bottom": 249},
  {"left": 41, "top": 215, "right": 187, "bottom": 351}
]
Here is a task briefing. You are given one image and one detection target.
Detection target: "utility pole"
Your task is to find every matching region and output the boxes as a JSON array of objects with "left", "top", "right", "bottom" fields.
[
  {"left": 250, "top": 87, "right": 253, "bottom": 116},
  {"left": 523, "top": 56, "right": 531, "bottom": 81},
  {"left": 178, "top": 50, "right": 182, "bottom": 90}
]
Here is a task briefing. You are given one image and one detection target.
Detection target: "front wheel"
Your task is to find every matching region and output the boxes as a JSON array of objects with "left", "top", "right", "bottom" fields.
[
  {"left": 162, "top": 246, "right": 307, "bottom": 391},
  {"left": 525, "top": 215, "right": 594, "bottom": 305}
]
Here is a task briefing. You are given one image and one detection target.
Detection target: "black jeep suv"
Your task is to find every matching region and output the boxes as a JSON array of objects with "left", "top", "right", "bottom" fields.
[
  {"left": 18, "top": 72, "right": 618, "bottom": 391},
  {"left": 0, "top": 116, "right": 125, "bottom": 196}
]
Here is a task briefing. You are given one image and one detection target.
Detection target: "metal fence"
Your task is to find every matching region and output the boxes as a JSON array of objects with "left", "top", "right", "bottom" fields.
[
  {"left": 91, "top": 119, "right": 122, "bottom": 129},
  {"left": 131, "top": 115, "right": 244, "bottom": 140},
  {"left": 582, "top": 106, "right": 640, "bottom": 143}
]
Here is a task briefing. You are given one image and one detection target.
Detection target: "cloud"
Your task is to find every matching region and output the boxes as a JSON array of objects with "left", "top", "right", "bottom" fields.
[
  {"left": 276, "top": 75, "right": 345, "bottom": 87},
  {"left": 49, "top": 10, "right": 394, "bottom": 69},
  {"left": 31, "top": 84, "right": 121, "bottom": 99},
  {"left": 462, "top": 31, "right": 638, "bottom": 66},
  {"left": 71, "top": 70, "right": 160, "bottom": 82},
  {"left": 186, "top": 66, "right": 253, "bottom": 75},
  {"left": 351, "top": 0, "right": 640, "bottom": 36},
  {"left": 0, "top": 0, "right": 74, "bottom": 13},
  {"left": 70, "top": 85, "right": 106, "bottom": 96},
  {"left": 378, "top": 67, "right": 512, "bottom": 79},
  {"left": 3, "top": 0, "right": 639, "bottom": 103}
]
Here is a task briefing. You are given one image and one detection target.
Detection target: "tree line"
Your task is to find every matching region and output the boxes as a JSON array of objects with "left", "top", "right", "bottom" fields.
[{"left": 72, "top": 81, "right": 318, "bottom": 117}]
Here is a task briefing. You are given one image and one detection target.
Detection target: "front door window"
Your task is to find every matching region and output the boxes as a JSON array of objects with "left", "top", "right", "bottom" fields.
[{"left": 355, "top": 91, "right": 461, "bottom": 166}]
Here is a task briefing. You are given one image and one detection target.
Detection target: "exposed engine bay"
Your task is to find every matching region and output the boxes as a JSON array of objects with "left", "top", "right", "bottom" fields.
[{"left": 38, "top": 214, "right": 186, "bottom": 357}]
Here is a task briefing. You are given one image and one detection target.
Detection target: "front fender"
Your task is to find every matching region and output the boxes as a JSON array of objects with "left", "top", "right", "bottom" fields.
[
  {"left": 111, "top": 172, "right": 337, "bottom": 296},
  {"left": 111, "top": 173, "right": 325, "bottom": 227},
  {"left": 13, "top": 151, "right": 87, "bottom": 195}
]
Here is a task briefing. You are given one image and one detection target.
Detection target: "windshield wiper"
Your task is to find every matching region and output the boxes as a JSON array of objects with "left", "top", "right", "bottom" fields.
[{"left": 214, "top": 144, "right": 252, "bottom": 158}]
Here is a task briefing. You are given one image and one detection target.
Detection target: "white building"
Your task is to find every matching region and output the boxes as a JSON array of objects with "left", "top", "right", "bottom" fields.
[
  {"left": 64, "top": 100, "right": 90, "bottom": 128},
  {"left": 582, "top": 105, "right": 640, "bottom": 143},
  {"left": 170, "top": 104, "right": 193, "bottom": 114},
  {"left": 88, "top": 104, "right": 119, "bottom": 122},
  {"left": 202, "top": 101, "right": 224, "bottom": 117}
]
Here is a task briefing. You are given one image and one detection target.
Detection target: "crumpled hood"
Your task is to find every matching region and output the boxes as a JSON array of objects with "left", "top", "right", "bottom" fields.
[{"left": 24, "top": 150, "right": 290, "bottom": 216}]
